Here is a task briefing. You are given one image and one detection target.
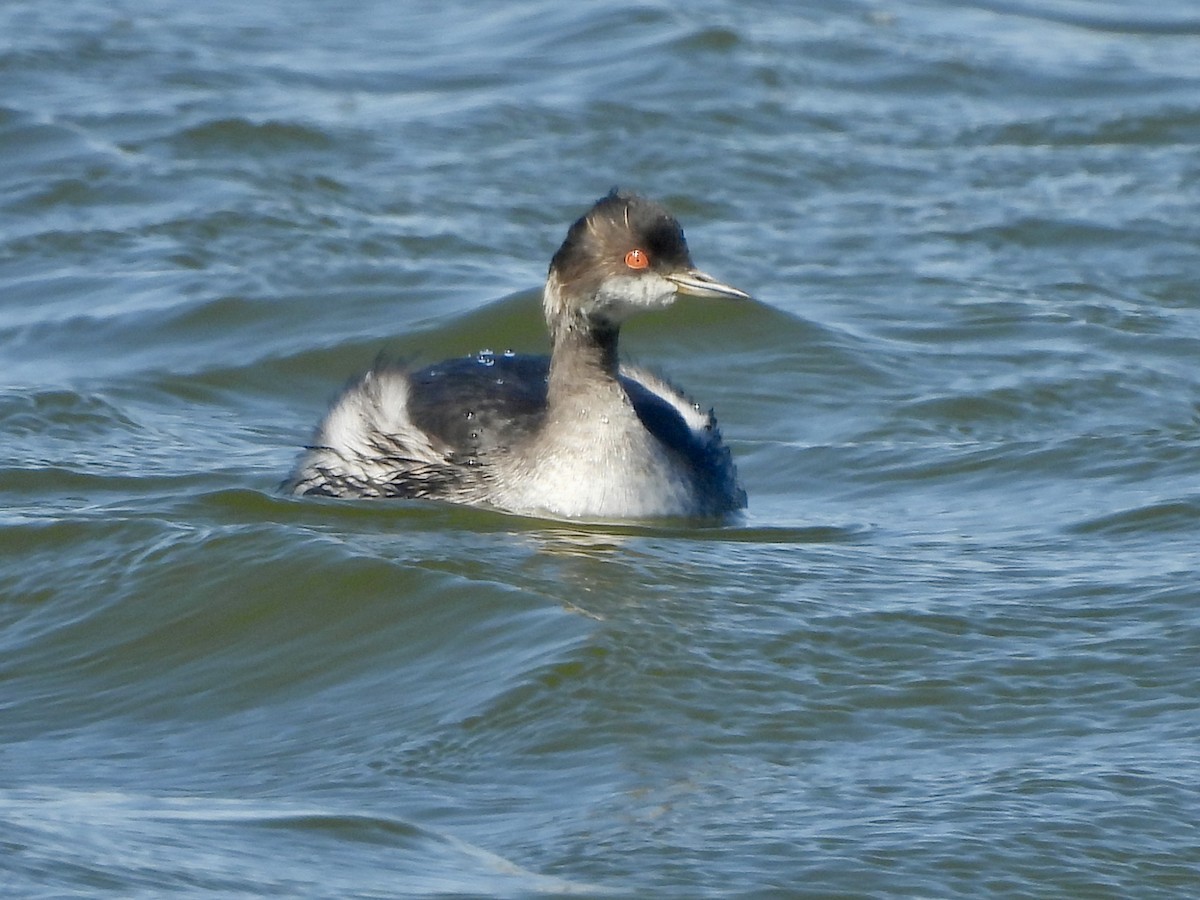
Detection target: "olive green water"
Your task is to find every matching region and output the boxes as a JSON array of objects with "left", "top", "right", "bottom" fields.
[{"left": 2, "top": 1, "right": 1198, "bottom": 896}]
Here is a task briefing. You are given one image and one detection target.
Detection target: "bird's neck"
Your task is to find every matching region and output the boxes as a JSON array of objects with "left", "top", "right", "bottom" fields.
[
  {"left": 547, "top": 315, "right": 621, "bottom": 404},
  {"left": 543, "top": 275, "right": 622, "bottom": 406}
]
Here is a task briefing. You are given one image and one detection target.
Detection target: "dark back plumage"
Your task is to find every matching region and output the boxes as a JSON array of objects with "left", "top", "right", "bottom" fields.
[{"left": 406, "top": 353, "right": 549, "bottom": 462}]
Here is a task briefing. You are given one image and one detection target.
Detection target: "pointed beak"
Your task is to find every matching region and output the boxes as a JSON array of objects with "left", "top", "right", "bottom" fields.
[{"left": 665, "top": 268, "right": 752, "bottom": 301}]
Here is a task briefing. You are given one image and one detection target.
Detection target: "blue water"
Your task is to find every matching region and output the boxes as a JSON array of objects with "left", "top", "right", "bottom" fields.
[{"left": 2, "top": 0, "right": 1199, "bottom": 896}]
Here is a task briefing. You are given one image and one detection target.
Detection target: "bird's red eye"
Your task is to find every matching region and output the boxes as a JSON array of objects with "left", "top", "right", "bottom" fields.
[{"left": 624, "top": 248, "right": 649, "bottom": 270}]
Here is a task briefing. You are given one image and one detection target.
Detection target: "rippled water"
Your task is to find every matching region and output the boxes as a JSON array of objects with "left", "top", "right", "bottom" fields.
[{"left": 2, "top": 0, "right": 1199, "bottom": 896}]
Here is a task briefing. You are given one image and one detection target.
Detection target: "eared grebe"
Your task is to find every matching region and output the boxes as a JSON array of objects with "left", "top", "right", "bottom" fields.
[{"left": 287, "top": 190, "right": 751, "bottom": 520}]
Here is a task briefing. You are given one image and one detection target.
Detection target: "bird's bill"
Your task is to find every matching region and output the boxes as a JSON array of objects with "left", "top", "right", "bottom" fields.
[{"left": 665, "top": 268, "right": 752, "bottom": 301}]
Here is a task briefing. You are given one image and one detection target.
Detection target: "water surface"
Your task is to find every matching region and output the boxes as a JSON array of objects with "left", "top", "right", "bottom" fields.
[{"left": 2, "top": 0, "right": 1198, "bottom": 896}]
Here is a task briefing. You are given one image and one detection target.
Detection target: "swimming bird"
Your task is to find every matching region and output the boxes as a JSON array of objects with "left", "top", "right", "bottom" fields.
[{"left": 287, "top": 190, "right": 751, "bottom": 519}]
